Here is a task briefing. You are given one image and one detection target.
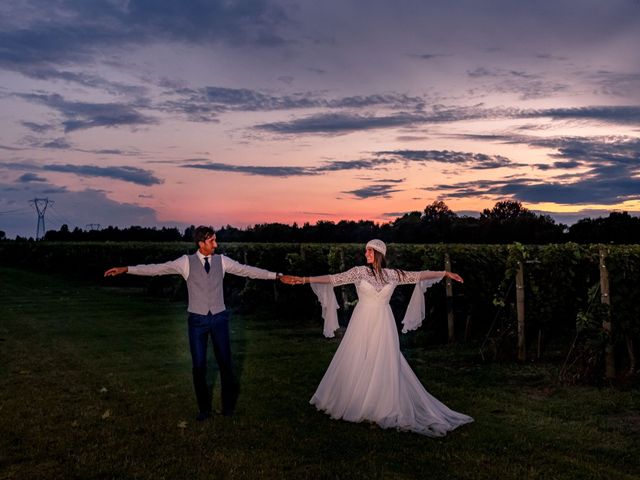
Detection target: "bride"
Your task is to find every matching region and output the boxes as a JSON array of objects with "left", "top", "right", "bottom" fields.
[{"left": 288, "top": 239, "right": 473, "bottom": 437}]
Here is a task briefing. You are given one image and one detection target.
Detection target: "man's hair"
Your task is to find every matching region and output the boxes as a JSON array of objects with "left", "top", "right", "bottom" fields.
[{"left": 194, "top": 225, "right": 215, "bottom": 247}]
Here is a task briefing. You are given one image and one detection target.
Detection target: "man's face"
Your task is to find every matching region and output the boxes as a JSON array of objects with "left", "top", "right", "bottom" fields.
[{"left": 198, "top": 234, "right": 217, "bottom": 256}]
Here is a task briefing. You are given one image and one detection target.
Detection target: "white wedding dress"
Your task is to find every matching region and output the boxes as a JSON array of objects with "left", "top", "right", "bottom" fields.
[{"left": 310, "top": 266, "right": 473, "bottom": 437}]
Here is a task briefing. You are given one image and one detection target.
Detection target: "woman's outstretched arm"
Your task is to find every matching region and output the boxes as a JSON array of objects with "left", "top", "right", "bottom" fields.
[
  {"left": 283, "top": 266, "right": 362, "bottom": 286},
  {"left": 304, "top": 275, "right": 332, "bottom": 284},
  {"left": 418, "top": 270, "right": 463, "bottom": 283}
]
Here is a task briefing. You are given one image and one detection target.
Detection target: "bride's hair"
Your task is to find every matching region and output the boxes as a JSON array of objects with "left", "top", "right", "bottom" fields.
[{"left": 368, "top": 250, "right": 406, "bottom": 283}]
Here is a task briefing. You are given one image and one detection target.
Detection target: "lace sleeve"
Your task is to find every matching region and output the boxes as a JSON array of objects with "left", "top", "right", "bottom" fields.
[
  {"left": 391, "top": 270, "right": 421, "bottom": 285},
  {"left": 330, "top": 266, "right": 365, "bottom": 286}
]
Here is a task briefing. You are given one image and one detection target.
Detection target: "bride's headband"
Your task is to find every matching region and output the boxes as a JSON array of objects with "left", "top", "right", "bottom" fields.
[{"left": 365, "top": 239, "right": 386, "bottom": 256}]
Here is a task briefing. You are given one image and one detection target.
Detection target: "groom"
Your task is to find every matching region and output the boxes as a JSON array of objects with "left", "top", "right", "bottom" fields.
[{"left": 105, "top": 225, "right": 290, "bottom": 421}]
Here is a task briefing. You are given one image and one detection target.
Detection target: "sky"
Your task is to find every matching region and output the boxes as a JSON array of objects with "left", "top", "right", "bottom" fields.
[{"left": 1, "top": 0, "right": 640, "bottom": 238}]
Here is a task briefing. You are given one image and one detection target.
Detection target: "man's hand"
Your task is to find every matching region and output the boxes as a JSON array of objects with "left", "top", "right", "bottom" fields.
[
  {"left": 104, "top": 267, "right": 128, "bottom": 277},
  {"left": 279, "top": 275, "right": 301, "bottom": 285}
]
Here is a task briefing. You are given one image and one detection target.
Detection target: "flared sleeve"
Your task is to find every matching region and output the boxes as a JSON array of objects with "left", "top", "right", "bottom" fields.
[
  {"left": 310, "top": 283, "right": 340, "bottom": 338},
  {"left": 401, "top": 274, "right": 445, "bottom": 333}
]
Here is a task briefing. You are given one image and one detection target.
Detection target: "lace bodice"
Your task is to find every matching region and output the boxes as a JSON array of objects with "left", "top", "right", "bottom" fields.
[{"left": 330, "top": 266, "right": 421, "bottom": 291}]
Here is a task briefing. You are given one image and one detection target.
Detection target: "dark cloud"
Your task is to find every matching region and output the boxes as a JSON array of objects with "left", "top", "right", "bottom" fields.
[
  {"left": 551, "top": 160, "right": 583, "bottom": 169},
  {"left": 160, "top": 87, "right": 425, "bottom": 122},
  {"left": 1, "top": 160, "right": 161, "bottom": 186},
  {"left": 254, "top": 105, "right": 543, "bottom": 135},
  {"left": 435, "top": 138, "right": 640, "bottom": 205},
  {"left": 21, "top": 121, "right": 55, "bottom": 133},
  {"left": 317, "top": 158, "right": 397, "bottom": 172},
  {"left": 467, "top": 67, "right": 570, "bottom": 100},
  {"left": 0, "top": 25, "right": 102, "bottom": 70},
  {"left": 377, "top": 149, "right": 519, "bottom": 169},
  {"left": 328, "top": 94, "right": 425, "bottom": 110},
  {"left": 20, "top": 135, "right": 72, "bottom": 150},
  {"left": 161, "top": 87, "right": 316, "bottom": 120},
  {"left": 42, "top": 138, "right": 73, "bottom": 149},
  {"left": 373, "top": 178, "right": 405, "bottom": 184},
  {"left": 182, "top": 156, "right": 405, "bottom": 177},
  {"left": 42, "top": 164, "right": 163, "bottom": 186},
  {"left": 343, "top": 184, "right": 402, "bottom": 199},
  {"left": 17, "top": 93, "right": 157, "bottom": 132},
  {"left": 0, "top": 161, "right": 41, "bottom": 171},
  {"left": 180, "top": 148, "right": 520, "bottom": 178},
  {"left": 409, "top": 53, "right": 449, "bottom": 60},
  {"left": 585, "top": 70, "right": 640, "bottom": 97},
  {"left": 117, "top": 0, "right": 289, "bottom": 46},
  {"left": 13, "top": 65, "right": 148, "bottom": 97},
  {"left": 467, "top": 67, "right": 495, "bottom": 78},
  {"left": 535, "top": 53, "right": 567, "bottom": 61},
  {"left": 530, "top": 106, "right": 640, "bottom": 125},
  {"left": 0, "top": 144, "right": 23, "bottom": 151},
  {"left": 0, "top": 1, "right": 291, "bottom": 76},
  {"left": 182, "top": 162, "right": 316, "bottom": 177},
  {"left": 39, "top": 187, "right": 69, "bottom": 195},
  {"left": 449, "top": 134, "right": 640, "bottom": 168},
  {"left": 508, "top": 178, "right": 640, "bottom": 204},
  {"left": 395, "top": 135, "right": 429, "bottom": 142},
  {"left": 92, "top": 149, "right": 131, "bottom": 155},
  {"left": 17, "top": 172, "right": 47, "bottom": 183},
  {"left": 255, "top": 112, "right": 424, "bottom": 134}
]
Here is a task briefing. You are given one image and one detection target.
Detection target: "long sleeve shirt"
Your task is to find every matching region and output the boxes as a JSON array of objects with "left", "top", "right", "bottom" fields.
[{"left": 127, "top": 251, "right": 277, "bottom": 281}]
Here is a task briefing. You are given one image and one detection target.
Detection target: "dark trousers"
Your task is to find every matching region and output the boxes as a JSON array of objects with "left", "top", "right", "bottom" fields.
[{"left": 187, "top": 310, "right": 238, "bottom": 415}]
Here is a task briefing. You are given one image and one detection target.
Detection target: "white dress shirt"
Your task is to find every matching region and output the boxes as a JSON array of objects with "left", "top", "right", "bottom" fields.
[{"left": 127, "top": 251, "right": 277, "bottom": 280}]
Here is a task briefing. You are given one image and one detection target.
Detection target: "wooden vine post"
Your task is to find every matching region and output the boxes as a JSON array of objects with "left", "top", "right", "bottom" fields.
[
  {"left": 339, "top": 248, "right": 350, "bottom": 311},
  {"left": 516, "top": 261, "right": 526, "bottom": 362},
  {"left": 599, "top": 247, "right": 616, "bottom": 379},
  {"left": 444, "top": 252, "right": 455, "bottom": 342}
]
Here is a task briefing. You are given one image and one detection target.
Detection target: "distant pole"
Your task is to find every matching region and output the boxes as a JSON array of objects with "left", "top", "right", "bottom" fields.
[
  {"left": 29, "top": 198, "right": 54, "bottom": 240},
  {"left": 516, "top": 261, "right": 526, "bottom": 362},
  {"left": 444, "top": 252, "right": 455, "bottom": 342},
  {"left": 339, "top": 248, "right": 349, "bottom": 311},
  {"left": 599, "top": 247, "right": 615, "bottom": 379}
]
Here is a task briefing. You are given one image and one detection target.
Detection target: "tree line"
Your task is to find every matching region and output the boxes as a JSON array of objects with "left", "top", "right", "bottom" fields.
[{"left": 5, "top": 200, "right": 640, "bottom": 244}]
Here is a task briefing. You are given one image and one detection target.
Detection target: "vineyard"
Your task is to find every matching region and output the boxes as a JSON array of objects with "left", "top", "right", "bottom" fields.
[{"left": 2, "top": 241, "right": 639, "bottom": 382}]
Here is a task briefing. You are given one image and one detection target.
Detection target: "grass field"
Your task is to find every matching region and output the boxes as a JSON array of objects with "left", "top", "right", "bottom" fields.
[{"left": 1, "top": 267, "right": 639, "bottom": 479}]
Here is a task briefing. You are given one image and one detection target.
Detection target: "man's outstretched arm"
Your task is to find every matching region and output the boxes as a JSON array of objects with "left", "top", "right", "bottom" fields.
[
  {"left": 221, "top": 255, "right": 278, "bottom": 280},
  {"left": 104, "top": 255, "right": 189, "bottom": 279}
]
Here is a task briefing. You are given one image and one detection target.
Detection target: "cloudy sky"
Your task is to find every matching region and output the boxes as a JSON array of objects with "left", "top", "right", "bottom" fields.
[{"left": 1, "top": 0, "right": 640, "bottom": 238}]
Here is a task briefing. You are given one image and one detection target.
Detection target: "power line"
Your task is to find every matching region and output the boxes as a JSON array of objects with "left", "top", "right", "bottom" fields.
[
  {"left": 47, "top": 204, "right": 74, "bottom": 229},
  {"left": 0, "top": 207, "right": 31, "bottom": 215}
]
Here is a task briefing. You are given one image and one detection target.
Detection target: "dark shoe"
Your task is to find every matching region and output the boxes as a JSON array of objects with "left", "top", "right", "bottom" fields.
[{"left": 196, "top": 411, "right": 212, "bottom": 422}]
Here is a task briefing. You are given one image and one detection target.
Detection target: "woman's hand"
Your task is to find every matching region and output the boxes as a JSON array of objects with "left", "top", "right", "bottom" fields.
[{"left": 445, "top": 272, "right": 464, "bottom": 283}]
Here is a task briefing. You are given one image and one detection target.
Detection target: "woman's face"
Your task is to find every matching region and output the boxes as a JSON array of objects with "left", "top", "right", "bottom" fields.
[{"left": 365, "top": 247, "right": 375, "bottom": 264}]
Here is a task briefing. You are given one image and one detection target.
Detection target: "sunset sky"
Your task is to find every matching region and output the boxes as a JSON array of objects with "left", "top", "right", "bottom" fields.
[{"left": 1, "top": 0, "right": 640, "bottom": 238}]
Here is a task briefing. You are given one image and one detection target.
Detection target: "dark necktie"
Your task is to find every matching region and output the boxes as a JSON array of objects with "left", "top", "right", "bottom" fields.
[{"left": 204, "top": 256, "right": 210, "bottom": 273}]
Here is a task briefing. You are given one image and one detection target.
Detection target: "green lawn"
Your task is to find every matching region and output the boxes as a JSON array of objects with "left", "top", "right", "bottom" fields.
[{"left": 1, "top": 267, "right": 638, "bottom": 479}]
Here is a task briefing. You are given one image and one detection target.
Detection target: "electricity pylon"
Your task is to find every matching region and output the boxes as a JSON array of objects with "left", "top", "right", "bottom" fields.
[{"left": 29, "top": 198, "right": 54, "bottom": 240}]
